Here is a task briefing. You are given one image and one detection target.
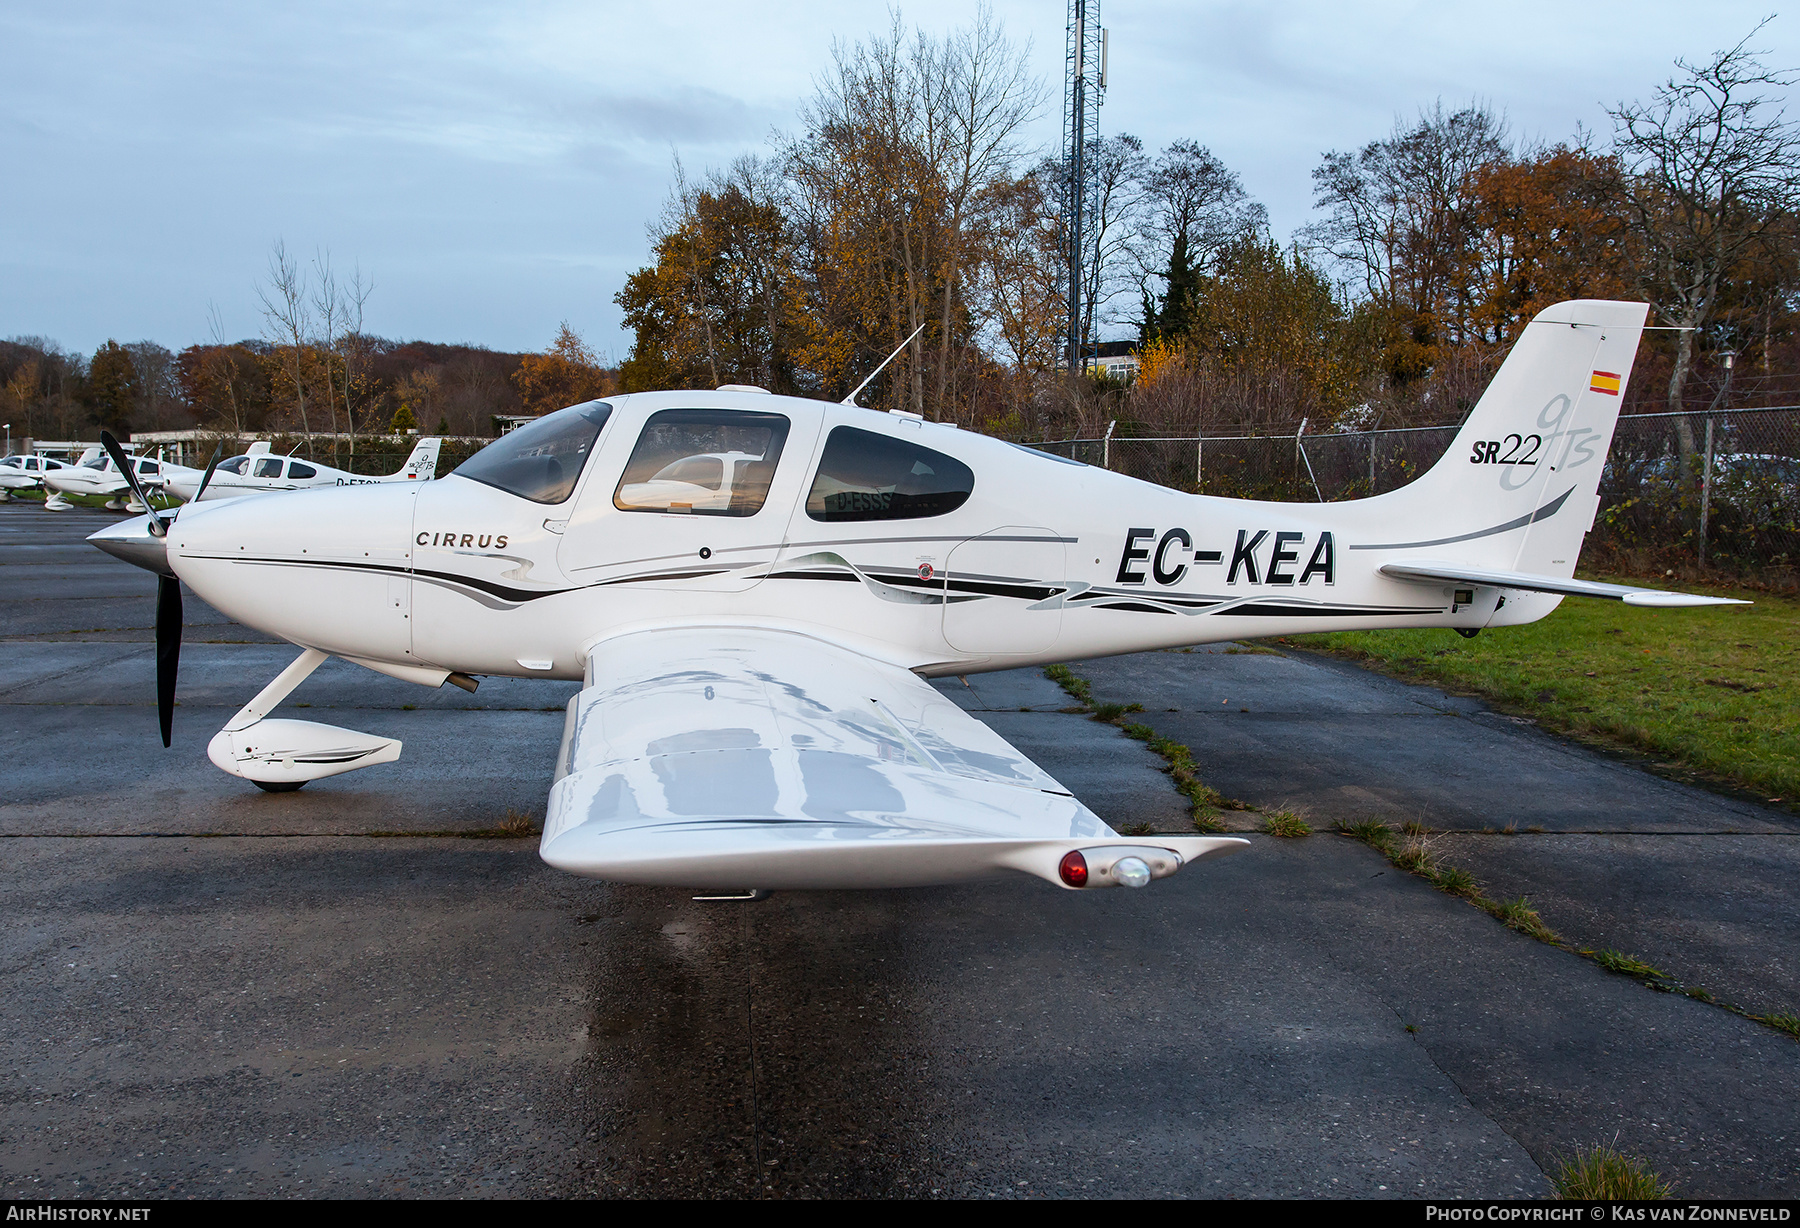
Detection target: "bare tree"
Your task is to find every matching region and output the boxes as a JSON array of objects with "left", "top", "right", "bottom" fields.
[
  {"left": 1610, "top": 25, "right": 1800, "bottom": 472},
  {"left": 343, "top": 266, "right": 374, "bottom": 457},
  {"left": 1080, "top": 134, "right": 1148, "bottom": 342},
  {"left": 1137, "top": 140, "right": 1265, "bottom": 339},
  {"left": 1305, "top": 102, "right": 1510, "bottom": 357},
  {"left": 257, "top": 240, "right": 312, "bottom": 442},
  {"left": 312, "top": 250, "right": 345, "bottom": 461}
]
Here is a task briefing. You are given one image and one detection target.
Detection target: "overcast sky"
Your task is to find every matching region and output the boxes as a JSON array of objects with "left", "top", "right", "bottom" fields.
[{"left": 2, "top": 1, "right": 1793, "bottom": 360}]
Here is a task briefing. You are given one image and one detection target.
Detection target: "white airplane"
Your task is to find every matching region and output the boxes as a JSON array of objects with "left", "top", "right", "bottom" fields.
[
  {"left": 161, "top": 437, "right": 443, "bottom": 502},
  {"left": 89, "top": 299, "right": 1745, "bottom": 895},
  {"left": 42, "top": 448, "right": 203, "bottom": 511},
  {"left": 0, "top": 453, "right": 78, "bottom": 500}
]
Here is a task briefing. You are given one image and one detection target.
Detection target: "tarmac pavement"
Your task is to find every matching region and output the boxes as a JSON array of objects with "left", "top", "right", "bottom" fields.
[{"left": 3, "top": 501, "right": 1798, "bottom": 1198}]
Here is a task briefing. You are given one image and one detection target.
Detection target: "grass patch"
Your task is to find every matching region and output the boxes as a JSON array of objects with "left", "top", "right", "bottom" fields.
[
  {"left": 1590, "top": 949, "right": 1671, "bottom": 982},
  {"left": 1551, "top": 1142, "right": 1674, "bottom": 1200},
  {"left": 1288, "top": 576, "right": 1800, "bottom": 803},
  {"left": 1260, "top": 809, "right": 1312, "bottom": 838},
  {"left": 1223, "top": 641, "right": 1282, "bottom": 655},
  {"left": 1090, "top": 700, "right": 1145, "bottom": 723}
]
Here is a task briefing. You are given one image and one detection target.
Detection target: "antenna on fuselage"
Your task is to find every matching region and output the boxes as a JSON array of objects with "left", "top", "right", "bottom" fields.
[{"left": 841, "top": 323, "right": 927, "bottom": 408}]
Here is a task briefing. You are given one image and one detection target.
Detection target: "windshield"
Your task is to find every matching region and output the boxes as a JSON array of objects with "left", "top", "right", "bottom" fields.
[{"left": 454, "top": 401, "right": 613, "bottom": 504}]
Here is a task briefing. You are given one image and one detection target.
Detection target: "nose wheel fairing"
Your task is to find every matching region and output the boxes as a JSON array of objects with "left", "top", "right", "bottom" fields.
[{"left": 204, "top": 647, "right": 404, "bottom": 789}]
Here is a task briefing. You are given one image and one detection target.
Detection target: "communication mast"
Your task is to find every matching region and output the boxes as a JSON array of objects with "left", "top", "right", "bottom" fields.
[{"left": 1062, "top": 0, "right": 1107, "bottom": 376}]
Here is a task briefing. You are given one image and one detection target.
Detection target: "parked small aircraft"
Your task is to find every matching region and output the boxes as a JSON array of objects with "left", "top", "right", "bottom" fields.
[
  {"left": 42, "top": 449, "right": 203, "bottom": 511},
  {"left": 161, "top": 437, "right": 443, "bottom": 502},
  {"left": 0, "top": 453, "right": 78, "bottom": 500},
  {"left": 89, "top": 300, "right": 1745, "bottom": 895}
]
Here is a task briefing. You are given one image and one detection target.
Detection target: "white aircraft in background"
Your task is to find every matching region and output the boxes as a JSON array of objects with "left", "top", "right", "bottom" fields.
[
  {"left": 90, "top": 300, "right": 1745, "bottom": 896},
  {"left": 162, "top": 437, "right": 443, "bottom": 502},
  {"left": 42, "top": 448, "right": 203, "bottom": 511},
  {"left": 0, "top": 453, "right": 79, "bottom": 501}
]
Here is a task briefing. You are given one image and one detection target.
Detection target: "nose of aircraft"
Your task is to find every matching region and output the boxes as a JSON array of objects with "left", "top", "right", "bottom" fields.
[{"left": 88, "top": 515, "right": 174, "bottom": 577}]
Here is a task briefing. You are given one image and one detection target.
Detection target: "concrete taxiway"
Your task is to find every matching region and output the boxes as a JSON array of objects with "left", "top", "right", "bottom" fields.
[{"left": 3, "top": 502, "right": 1796, "bottom": 1198}]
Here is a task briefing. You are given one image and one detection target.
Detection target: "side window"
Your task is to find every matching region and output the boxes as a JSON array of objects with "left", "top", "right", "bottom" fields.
[
  {"left": 288, "top": 462, "right": 317, "bottom": 480},
  {"left": 254, "top": 458, "right": 284, "bottom": 479},
  {"left": 219, "top": 457, "right": 250, "bottom": 475},
  {"left": 139, "top": 460, "right": 160, "bottom": 475},
  {"left": 805, "top": 426, "right": 974, "bottom": 521},
  {"left": 614, "top": 409, "right": 791, "bottom": 517}
]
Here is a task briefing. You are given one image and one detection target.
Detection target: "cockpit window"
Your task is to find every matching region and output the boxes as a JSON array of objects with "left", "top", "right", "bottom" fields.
[
  {"left": 254, "top": 457, "right": 283, "bottom": 479},
  {"left": 453, "top": 400, "right": 613, "bottom": 505},
  {"left": 219, "top": 456, "right": 250, "bottom": 475},
  {"left": 614, "top": 409, "right": 790, "bottom": 516},
  {"left": 805, "top": 426, "right": 974, "bottom": 521}
]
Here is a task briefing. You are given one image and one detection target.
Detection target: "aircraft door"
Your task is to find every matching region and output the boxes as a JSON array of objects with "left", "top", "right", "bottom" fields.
[
  {"left": 943, "top": 527, "right": 1065, "bottom": 653},
  {"left": 558, "top": 406, "right": 818, "bottom": 593}
]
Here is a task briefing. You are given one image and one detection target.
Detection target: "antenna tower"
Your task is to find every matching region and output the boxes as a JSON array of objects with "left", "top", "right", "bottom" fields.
[{"left": 1062, "top": 0, "right": 1106, "bottom": 376}]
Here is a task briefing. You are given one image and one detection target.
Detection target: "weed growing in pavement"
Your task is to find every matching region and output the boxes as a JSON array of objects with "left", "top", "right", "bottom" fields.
[
  {"left": 1590, "top": 949, "right": 1671, "bottom": 981},
  {"left": 1430, "top": 865, "right": 1479, "bottom": 897},
  {"left": 1260, "top": 810, "right": 1312, "bottom": 838},
  {"left": 1041, "top": 665, "right": 1250, "bottom": 834},
  {"left": 1551, "top": 1142, "right": 1673, "bottom": 1200},
  {"left": 1758, "top": 1012, "right": 1800, "bottom": 1038},
  {"left": 1042, "top": 664, "right": 1092, "bottom": 708},
  {"left": 1484, "top": 896, "right": 1561, "bottom": 943},
  {"left": 493, "top": 809, "right": 540, "bottom": 838}
]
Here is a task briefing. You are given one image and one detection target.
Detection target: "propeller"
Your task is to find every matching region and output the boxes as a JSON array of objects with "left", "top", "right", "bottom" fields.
[{"left": 99, "top": 433, "right": 220, "bottom": 749}]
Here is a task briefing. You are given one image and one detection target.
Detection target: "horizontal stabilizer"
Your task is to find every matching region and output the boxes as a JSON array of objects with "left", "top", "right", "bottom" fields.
[{"left": 1379, "top": 561, "right": 1750, "bottom": 608}]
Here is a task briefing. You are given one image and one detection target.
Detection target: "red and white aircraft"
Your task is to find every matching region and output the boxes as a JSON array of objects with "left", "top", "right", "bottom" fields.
[{"left": 89, "top": 300, "right": 1743, "bottom": 894}]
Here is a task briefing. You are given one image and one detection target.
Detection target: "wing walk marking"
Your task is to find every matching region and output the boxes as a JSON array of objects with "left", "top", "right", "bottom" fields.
[{"left": 1347, "top": 487, "right": 1574, "bottom": 550}]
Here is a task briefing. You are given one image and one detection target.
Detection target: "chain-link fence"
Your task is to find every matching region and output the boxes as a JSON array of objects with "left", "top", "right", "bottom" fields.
[{"left": 1021, "top": 406, "right": 1800, "bottom": 589}]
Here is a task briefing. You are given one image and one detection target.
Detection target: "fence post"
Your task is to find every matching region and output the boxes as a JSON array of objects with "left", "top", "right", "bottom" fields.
[
  {"left": 1102, "top": 419, "right": 1115, "bottom": 471},
  {"left": 1195, "top": 435, "right": 1203, "bottom": 491},
  {"left": 1699, "top": 415, "right": 1715, "bottom": 568},
  {"left": 1369, "top": 432, "right": 1377, "bottom": 493}
]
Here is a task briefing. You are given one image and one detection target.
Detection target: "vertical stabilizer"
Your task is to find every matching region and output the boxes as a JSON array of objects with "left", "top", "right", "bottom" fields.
[
  {"left": 392, "top": 437, "right": 442, "bottom": 482},
  {"left": 1368, "top": 299, "right": 1648, "bottom": 579}
]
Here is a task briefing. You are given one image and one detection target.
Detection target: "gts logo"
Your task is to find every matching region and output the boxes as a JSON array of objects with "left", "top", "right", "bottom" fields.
[{"left": 1117, "top": 528, "right": 1336, "bottom": 586}]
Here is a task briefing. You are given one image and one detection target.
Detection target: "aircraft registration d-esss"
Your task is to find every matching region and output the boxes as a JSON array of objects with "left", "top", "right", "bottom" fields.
[{"left": 90, "top": 300, "right": 1744, "bottom": 895}]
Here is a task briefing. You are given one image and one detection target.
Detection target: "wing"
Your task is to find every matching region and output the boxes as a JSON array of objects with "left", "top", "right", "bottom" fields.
[{"left": 540, "top": 626, "right": 1245, "bottom": 890}]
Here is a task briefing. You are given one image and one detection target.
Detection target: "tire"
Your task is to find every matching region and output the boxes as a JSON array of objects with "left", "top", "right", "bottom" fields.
[{"left": 252, "top": 779, "right": 306, "bottom": 793}]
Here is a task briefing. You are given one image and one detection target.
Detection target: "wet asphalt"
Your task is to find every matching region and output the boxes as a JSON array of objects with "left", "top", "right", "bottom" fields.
[{"left": 2, "top": 501, "right": 1797, "bottom": 1199}]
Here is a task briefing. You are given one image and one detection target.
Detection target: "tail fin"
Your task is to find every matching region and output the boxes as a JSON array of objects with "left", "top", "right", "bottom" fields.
[
  {"left": 1371, "top": 299, "right": 1648, "bottom": 578},
  {"left": 392, "top": 437, "right": 442, "bottom": 481}
]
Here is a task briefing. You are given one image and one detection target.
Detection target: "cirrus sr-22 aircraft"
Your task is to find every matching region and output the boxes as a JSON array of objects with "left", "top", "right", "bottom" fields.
[
  {"left": 161, "top": 436, "right": 443, "bottom": 501},
  {"left": 89, "top": 300, "right": 1745, "bottom": 895}
]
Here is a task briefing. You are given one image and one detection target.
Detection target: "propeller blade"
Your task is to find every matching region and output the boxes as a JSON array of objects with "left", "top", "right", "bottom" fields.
[
  {"left": 99, "top": 431, "right": 166, "bottom": 537},
  {"left": 192, "top": 443, "right": 224, "bottom": 503},
  {"left": 155, "top": 574, "right": 182, "bottom": 747}
]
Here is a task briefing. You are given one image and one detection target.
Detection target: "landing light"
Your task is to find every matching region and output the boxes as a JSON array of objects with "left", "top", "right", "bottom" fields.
[
  {"left": 1115, "top": 856, "right": 1151, "bottom": 889},
  {"left": 1058, "top": 849, "right": 1088, "bottom": 887}
]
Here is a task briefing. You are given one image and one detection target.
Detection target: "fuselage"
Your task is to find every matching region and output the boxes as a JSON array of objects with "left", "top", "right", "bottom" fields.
[
  {"left": 165, "top": 452, "right": 425, "bottom": 501},
  {"left": 43, "top": 452, "right": 198, "bottom": 498},
  {"left": 161, "top": 390, "right": 1531, "bottom": 683},
  {"left": 0, "top": 454, "right": 74, "bottom": 490}
]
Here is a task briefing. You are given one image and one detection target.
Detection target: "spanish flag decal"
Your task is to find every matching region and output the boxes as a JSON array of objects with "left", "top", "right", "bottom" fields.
[{"left": 1590, "top": 370, "right": 1621, "bottom": 396}]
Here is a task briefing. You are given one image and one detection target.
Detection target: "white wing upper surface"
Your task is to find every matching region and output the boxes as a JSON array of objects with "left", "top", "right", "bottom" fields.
[{"left": 539, "top": 626, "right": 1243, "bottom": 889}]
